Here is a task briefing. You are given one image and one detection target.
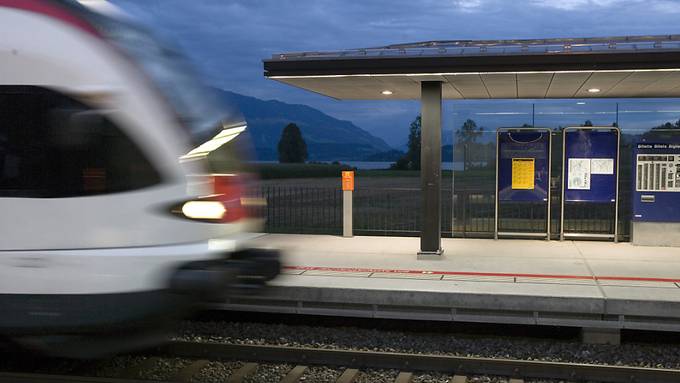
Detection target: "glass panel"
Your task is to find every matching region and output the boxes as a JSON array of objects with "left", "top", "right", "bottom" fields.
[
  {"left": 447, "top": 100, "right": 534, "bottom": 237},
  {"left": 533, "top": 99, "right": 618, "bottom": 129},
  {"left": 447, "top": 99, "right": 627, "bottom": 240},
  {"left": 0, "top": 86, "right": 162, "bottom": 198},
  {"left": 534, "top": 100, "right": 619, "bottom": 238}
]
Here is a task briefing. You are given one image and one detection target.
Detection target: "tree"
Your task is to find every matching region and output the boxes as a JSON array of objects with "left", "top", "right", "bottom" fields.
[
  {"left": 390, "top": 115, "right": 421, "bottom": 170},
  {"left": 455, "top": 119, "right": 483, "bottom": 170},
  {"left": 277, "top": 123, "right": 307, "bottom": 163},
  {"left": 455, "top": 119, "right": 483, "bottom": 144},
  {"left": 652, "top": 119, "right": 680, "bottom": 130},
  {"left": 643, "top": 118, "right": 680, "bottom": 139},
  {"left": 406, "top": 115, "right": 421, "bottom": 170},
  {"left": 390, "top": 157, "right": 410, "bottom": 170}
]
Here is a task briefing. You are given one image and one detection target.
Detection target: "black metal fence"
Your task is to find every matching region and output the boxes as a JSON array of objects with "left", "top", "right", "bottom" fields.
[
  {"left": 249, "top": 185, "right": 343, "bottom": 235},
  {"left": 249, "top": 184, "right": 631, "bottom": 241}
]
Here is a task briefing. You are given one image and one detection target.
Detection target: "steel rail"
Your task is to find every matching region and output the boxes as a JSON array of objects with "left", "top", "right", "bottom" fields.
[
  {"left": 0, "top": 372, "right": 172, "bottom": 383},
  {"left": 159, "top": 341, "right": 680, "bottom": 383}
]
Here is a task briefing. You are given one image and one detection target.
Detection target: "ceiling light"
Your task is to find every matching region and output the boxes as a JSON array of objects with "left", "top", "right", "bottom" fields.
[
  {"left": 587, "top": 88, "right": 601, "bottom": 93},
  {"left": 381, "top": 90, "right": 393, "bottom": 95}
]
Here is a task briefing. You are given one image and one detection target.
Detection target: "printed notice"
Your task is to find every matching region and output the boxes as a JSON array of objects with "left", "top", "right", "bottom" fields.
[
  {"left": 591, "top": 158, "right": 614, "bottom": 175},
  {"left": 568, "top": 158, "right": 591, "bottom": 190},
  {"left": 511, "top": 158, "right": 535, "bottom": 190}
]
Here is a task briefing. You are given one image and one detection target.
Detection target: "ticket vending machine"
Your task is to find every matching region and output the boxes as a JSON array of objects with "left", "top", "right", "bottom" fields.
[{"left": 632, "top": 137, "right": 680, "bottom": 246}]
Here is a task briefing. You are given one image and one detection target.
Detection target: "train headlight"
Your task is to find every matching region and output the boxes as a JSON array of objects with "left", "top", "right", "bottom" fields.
[
  {"left": 181, "top": 200, "right": 226, "bottom": 220},
  {"left": 171, "top": 174, "right": 249, "bottom": 223}
]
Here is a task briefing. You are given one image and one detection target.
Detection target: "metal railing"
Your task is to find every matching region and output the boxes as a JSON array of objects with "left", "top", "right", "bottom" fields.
[
  {"left": 249, "top": 185, "right": 342, "bottom": 235},
  {"left": 353, "top": 187, "right": 423, "bottom": 235},
  {"left": 249, "top": 185, "right": 631, "bottom": 240}
]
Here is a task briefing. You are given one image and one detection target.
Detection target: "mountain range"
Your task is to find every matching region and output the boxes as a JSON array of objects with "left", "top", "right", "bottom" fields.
[{"left": 216, "top": 89, "right": 394, "bottom": 161}]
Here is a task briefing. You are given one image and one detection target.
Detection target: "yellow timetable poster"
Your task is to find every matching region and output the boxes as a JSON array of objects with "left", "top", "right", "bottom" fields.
[{"left": 512, "top": 158, "right": 535, "bottom": 190}]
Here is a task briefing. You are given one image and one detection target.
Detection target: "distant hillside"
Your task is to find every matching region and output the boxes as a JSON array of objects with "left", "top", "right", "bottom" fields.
[
  {"left": 362, "top": 149, "right": 405, "bottom": 161},
  {"left": 216, "top": 89, "right": 392, "bottom": 161}
]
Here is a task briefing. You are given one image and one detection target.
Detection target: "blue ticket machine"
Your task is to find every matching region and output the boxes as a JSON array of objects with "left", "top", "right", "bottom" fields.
[{"left": 632, "top": 137, "right": 680, "bottom": 246}]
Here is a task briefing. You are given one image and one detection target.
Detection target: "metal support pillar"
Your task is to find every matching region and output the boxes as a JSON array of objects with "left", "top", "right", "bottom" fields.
[{"left": 418, "top": 81, "right": 443, "bottom": 257}]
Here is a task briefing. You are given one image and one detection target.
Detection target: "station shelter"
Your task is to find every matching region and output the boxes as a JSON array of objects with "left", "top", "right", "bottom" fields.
[{"left": 264, "top": 35, "right": 680, "bottom": 255}]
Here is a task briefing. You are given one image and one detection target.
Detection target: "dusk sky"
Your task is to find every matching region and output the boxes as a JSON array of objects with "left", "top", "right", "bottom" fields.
[{"left": 111, "top": 0, "right": 680, "bottom": 147}]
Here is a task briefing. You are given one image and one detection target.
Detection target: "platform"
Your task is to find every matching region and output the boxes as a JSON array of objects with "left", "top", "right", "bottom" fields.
[{"left": 221, "top": 234, "right": 680, "bottom": 332}]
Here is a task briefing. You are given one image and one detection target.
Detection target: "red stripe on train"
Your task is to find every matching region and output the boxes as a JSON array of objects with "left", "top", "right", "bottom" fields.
[{"left": 0, "top": 0, "right": 100, "bottom": 37}]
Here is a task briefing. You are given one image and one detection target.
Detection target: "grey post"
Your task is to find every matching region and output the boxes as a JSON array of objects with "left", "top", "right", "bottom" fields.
[
  {"left": 494, "top": 130, "right": 500, "bottom": 240},
  {"left": 451, "top": 118, "right": 456, "bottom": 238},
  {"left": 614, "top": 129, "right": 620, "bottom": 243},
  {"left": 343, "top": 189, "right": 352, "bottom": 237},
  {"left": 547, "top": 131, "right": 552, "bottom": 240},
  {"left": 560, "top": 129, "right": 567, "bottom": 241},
  {"left": 418, "top": 81, "right": 443, "bottom": 256}
]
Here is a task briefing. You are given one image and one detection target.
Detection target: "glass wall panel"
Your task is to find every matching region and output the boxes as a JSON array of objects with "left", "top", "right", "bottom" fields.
[
  {"left": 446, "top": 100, "right": 533, "bottom": 237},
  {"left": 447, "top": 98, "right": 680, "bottom": 242},
  {"left": 534, "top": 100, "right": 619, "bottom": 239}
]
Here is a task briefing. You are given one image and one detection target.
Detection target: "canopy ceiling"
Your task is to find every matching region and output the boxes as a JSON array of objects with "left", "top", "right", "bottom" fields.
[{"left": 264, "top": 35, "right": 680, "bottom": 100}]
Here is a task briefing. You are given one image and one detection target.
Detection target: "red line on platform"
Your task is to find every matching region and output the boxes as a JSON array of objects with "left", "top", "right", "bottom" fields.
[{"left": 283, "top": 265, "right": 680, "bottom": 283}]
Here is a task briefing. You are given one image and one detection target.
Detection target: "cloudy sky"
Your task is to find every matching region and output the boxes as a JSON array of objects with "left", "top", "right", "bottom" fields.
[{"left": 111, "top": 0, "right": 680, "bottom": 147}]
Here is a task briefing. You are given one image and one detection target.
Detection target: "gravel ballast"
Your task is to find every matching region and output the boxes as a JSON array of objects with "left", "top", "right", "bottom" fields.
[
  {"left": 191, "top": 361, "right": 243, "bottom": 383},
  {"left": 177, "top": 319, "right": 680, "bottom": 370},
  {"left": 354, "top": 368, "right": 399, "bottom": 383},
  {"left": 0, "top": 352, "right": 620, "bottom": 382},
  {"left": 243, "top": 363, "right": 292, "bottom": 383},
  {"left": 412, "top": 372, "right": 456, "bottom": 383},
  {"left": 139, "top": 357, "right": 190, "bottom": 381},
  {"left": 301, "top": 366, "right": 343, "bottom": 381}
]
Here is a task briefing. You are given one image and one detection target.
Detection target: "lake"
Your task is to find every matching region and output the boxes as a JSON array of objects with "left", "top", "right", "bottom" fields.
[{"left": 253, "top": 161, "right": 481, "bottom": 170}]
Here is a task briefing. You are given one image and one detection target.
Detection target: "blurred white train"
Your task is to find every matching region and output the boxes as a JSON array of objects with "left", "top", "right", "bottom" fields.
[{"left": 0, "top": 0, "right": 278, "bottom": 356}]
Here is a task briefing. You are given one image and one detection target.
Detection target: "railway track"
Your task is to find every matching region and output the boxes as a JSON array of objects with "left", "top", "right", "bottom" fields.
[{"left": 3, "top": 340, "right": 680, "bottom": 383}]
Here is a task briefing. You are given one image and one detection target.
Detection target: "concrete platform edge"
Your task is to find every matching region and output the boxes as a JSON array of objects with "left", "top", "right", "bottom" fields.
[{"left": 217, "top": 285, "right": 680, "bottom": 332}]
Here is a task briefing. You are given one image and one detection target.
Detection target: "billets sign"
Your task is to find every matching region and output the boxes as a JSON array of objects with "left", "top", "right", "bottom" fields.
[{"left": 633, "top": 138, "right": 680, "bottom": 222}]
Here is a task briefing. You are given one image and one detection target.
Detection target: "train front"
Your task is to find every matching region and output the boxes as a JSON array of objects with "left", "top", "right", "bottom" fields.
[{"left": 0, "top": 0, "right": 279, "bottom": 357}]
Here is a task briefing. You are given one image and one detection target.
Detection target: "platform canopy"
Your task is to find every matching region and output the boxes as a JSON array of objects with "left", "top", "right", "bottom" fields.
[
  {"left": 264, "top": 35, "right": 680, "bottom": 100},
  {"left": 264, "top": 34, "right": 680, "bottom": 256}
]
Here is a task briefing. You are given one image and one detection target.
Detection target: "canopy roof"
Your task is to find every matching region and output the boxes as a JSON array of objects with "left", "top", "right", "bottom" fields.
[{"left": 264, "top": 35, "right": 680, "bottom": 100}]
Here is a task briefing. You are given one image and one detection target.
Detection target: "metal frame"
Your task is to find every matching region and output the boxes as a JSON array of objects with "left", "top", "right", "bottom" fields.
[
  {"left": 560, "top": 126, "right": 620, "bottom": 242},
  {"left": 265, "top": 34, "right": 680, "bottom": 79},
  {"left": 451, "top": 125, "right": 456, "bottom": 238},
  {"left": 494, "top": 127, "right": 552, "bottom": 240},
  {"left": 269, "top": 35, "right": 680, "bottom": 61}
]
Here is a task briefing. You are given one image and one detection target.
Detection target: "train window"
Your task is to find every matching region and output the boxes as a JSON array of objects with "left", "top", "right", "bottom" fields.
[{"left": 0, "top": 86, "right": 162, "bottom": 197}]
